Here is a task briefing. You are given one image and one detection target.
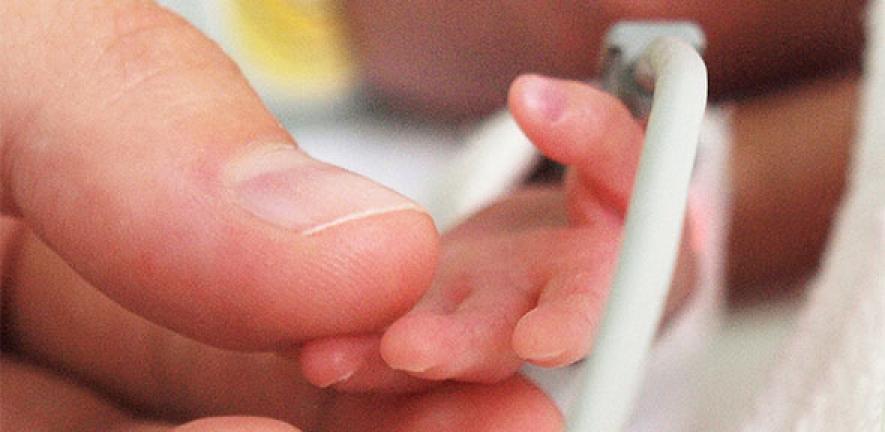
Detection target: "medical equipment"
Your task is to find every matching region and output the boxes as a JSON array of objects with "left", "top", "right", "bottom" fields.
[{"left": 567, "top": 22, "right": 708, "bottom": 431}]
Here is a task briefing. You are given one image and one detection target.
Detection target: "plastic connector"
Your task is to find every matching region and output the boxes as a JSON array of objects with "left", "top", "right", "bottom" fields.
[{"left": 602, "top": 22, "right": 706, "bottom": 117}]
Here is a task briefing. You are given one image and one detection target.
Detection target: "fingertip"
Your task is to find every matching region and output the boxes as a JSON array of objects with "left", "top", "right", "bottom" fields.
[
  {"left": 293, "top": 205, "right": 441, "bottom": 337},
  {"left": 512, "top": 303, "right": 597, "bottom": 368},
  {"left": 298, "top": 337, "right": 373, "bottom": 388},
  {"left": 508, "top": 74, "right": 643, "bottom": 213},
  {"left": 509, "top": 74, "right": 568, "bottom": 124},
  {"left": 174, "top": 417, "right": 301, "bottom": 432},
  {"left": 508, "top": 74, "right": 578, "bottom": 164},
  {"left": 512, "top": 309, "right": 571, "bottom": 367},
  {"left": 513, "top": 270, "right": 610, "bottom": 367},
  {"left": 300, "top": 335, "right": 437, "bottom": 393},
  {"left": 380, "top": 313, "right": 454, "bottom": 376},
  {"left": 509, "top": 74, "right": 621, "bottom": 165}
]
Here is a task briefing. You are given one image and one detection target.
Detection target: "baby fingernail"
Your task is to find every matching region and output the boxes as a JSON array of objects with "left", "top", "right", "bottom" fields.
[
  {"left": 225, "top": 144, "right": 423, "bottom": 235},
  {"left": 384, "top": 354, "right": 435, "bottom": 373},
  {"left": 525, "top": 349, "right": 565, "bottom": 363},
  {"left": 520, "top": 74, "right": 567, "bottom": 122},
  {"left": 317, "top": 369, "right": 356, "bottom": 388},
  {"left": 394, "top": 363, "right": 433, "bottom": 374}
]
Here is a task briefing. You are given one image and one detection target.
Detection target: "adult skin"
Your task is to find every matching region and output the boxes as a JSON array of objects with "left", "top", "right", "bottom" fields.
[{"left": 0, "top": 1, "right": 560, "bottom": 430}]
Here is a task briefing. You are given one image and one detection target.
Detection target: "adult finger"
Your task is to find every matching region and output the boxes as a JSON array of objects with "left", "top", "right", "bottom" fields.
[
  {"left": 323, "top": 375, "right": 563, "bottom": 432},
  {"left": 297, "top": 335, "right": 432, "bottom": 393},
  {"left": 1, "top": 356, "right": 166, "bottom": 431},
  {"left": 1, "top": 356, "right": 302, "bottom": 431},
  {"left": 4, "top": 231, "right": 558, "bottom": 431},
  {"left": 0, "top": 0, "right": 438, "bottom": 349},
  {"left": 5, "top": 229, "right": 327, "bottom": 425}
]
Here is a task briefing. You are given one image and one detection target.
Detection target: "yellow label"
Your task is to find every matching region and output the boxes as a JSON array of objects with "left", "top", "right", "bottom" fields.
[{"left": 226, "top": 0, "right": 354, "bottom": 96}]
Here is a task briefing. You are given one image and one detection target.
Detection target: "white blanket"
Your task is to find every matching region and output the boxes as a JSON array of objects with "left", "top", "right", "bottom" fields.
[{"left": 741, "top": 0, "right": 885, "bottom": 429}]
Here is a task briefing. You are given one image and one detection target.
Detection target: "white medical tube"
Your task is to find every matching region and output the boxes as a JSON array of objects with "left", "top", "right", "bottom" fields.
[{"left": 567, "top": 37, "right": 707, "bottom": 431}]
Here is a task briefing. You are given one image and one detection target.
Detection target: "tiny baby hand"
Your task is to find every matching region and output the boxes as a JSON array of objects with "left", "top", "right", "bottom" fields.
[{"left": 299, "top": 75, "right": 697, "bottom": 391}]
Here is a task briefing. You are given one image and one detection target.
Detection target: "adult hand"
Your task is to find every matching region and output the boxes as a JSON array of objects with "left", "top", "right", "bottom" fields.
[{"left": 0, "top": 1, "right": 560, "bottom": 430}]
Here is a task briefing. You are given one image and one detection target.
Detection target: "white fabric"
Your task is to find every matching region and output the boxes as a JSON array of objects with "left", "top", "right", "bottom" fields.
[{"left": 741, "top": 0, "right": 885, "bottom": 430}]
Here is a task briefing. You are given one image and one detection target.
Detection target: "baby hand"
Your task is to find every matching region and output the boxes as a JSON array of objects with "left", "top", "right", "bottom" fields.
[{"left": 299, "top": 75, "right": 697, "bottom": 391}]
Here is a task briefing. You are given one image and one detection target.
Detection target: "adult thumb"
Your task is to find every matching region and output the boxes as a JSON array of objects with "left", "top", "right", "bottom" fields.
[{"left": 0, "top": 1, "right": 438, "bottom": 349}]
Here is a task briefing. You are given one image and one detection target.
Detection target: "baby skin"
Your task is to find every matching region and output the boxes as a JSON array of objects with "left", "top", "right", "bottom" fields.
[{"left": 299, "top": 75, "right": 698, "bottom": 392}]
